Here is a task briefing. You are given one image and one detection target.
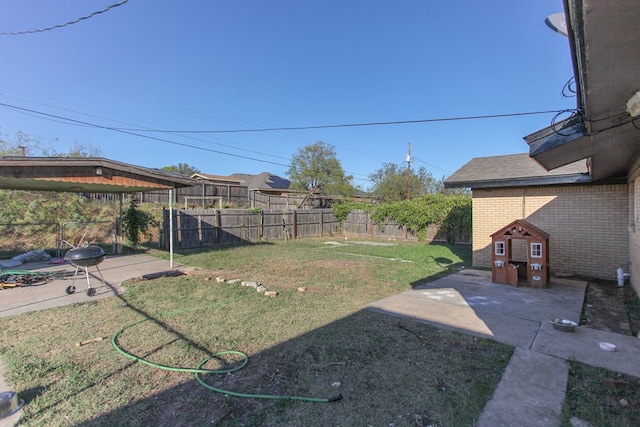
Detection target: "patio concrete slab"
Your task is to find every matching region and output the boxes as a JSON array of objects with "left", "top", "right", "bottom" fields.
[
  {"left": 365, "top": 269, "right": 586, "bottom": 349},
  {"left": 0, "top": 254, "right": 185, "bottom": 318}
]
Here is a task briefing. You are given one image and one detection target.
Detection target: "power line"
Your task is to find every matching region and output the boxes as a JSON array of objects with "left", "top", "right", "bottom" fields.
[
  {"left": 411, "top": 156, "right": 453, "bottom": 175},
  {"left": 2, "top": 101, "right": 382, "bottom": 184},
  {"left": 112, "top": 110, "right": 568, "bottom": 134},
  {"left": 2, "top": 94, "right": 292, "bottom": 162},
  {"left": 0, "top": 101, "right": 290, "bottom": 168},
  {"left": 0, "top": 101, "right": 572, "bottom": 183},
  {"left": 1, "top": 0, "right": 128, "bottom": 36}
]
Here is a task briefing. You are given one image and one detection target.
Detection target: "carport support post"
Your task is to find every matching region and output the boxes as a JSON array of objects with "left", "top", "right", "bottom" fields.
[
  {"left": 169, "top": 188, "right": 174, "bottom": 269},
  {"left": 116, "top": 194, "right": 124, "bottom": 254}
]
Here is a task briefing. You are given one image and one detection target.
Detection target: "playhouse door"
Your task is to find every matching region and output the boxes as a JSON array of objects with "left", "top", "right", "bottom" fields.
[
  {"left": 491, "top": 240, "right": 509, "bottom": 284},
  {"left": 507, "top": 264, "right": 519, "bottom": 287}
]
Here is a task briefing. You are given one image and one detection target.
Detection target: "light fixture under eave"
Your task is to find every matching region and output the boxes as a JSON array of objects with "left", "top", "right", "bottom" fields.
[
  {"left": 545, "top": 12, "right": 568, "bottom": 37},
  {"left": 626, "top": 91, "right": 640, "bottom": 118}
]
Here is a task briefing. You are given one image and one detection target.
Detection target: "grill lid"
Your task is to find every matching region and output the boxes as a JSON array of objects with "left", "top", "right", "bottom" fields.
[{"left": 64, "top": 246, "right": 106, "bottom": 266}]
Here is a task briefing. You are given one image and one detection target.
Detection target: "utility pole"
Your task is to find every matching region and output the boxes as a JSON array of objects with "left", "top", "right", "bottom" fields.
[{"left": 406, "top": 143, "right": 411, "bottom": 200}]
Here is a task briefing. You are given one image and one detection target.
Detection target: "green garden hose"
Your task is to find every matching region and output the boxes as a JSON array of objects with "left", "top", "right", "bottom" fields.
[{"left": 111, "top": 301, "right": 342, "bottom": 403}]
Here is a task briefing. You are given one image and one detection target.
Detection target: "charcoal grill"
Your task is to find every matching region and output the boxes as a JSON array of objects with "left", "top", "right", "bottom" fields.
[{"left": 64, "top": 245, "right": 106, "bottom": 297}]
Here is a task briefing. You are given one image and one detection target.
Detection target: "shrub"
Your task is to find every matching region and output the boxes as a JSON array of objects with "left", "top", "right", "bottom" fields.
[
  {"left": 333, "top": 195, "right": 471, "bottom": 242},
  {"left": 121, "top": 199, "right": 158, "bottom": 247}
]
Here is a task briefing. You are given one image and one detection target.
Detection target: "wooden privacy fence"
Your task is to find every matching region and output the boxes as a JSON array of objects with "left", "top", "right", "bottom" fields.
[
  {"left": 161, "top": 208, "right": 470, "bottom": 250},
  {"left": 142, "top": 183, "right": 250, "bottom": 207},
  {"left": 160, "top": 209, "right": 341, "bottom": 248},
  {"left": 250, "top": 192, "right": 306, "bottom": 209}
]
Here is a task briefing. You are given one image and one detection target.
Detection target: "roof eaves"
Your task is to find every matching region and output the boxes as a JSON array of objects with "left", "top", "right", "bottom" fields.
[
  {"left": 0, "top": 156, "right": 195, "bottom": 187},
  {"left": 445, "top": 173, "right": 592, "bottom": 189}
]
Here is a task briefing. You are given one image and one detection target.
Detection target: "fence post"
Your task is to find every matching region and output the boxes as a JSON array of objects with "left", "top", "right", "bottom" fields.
[
  {"left": 112, "top": 221, "right": 117, "bottom": 254},
  {"left": 259, "top": 210, "right": 264, "bottom": 240},
  {"left": 56, "top": 223, "right": 61, "bottom": 258},
  {"left": 320, "top": 210, "right": 324, "bottom": 237},
  {"left": 282, "top": 213, "right": 288, "bottom": 241},
  {"left": 293, "top": 210, "right": 297, "bottom": 240},
  {"left": 370, "top": 215, "right": 374, "bottom": 239},
  {"left": 215, "top": 209, "right": 221, "bottom": 244},
  {"left": 116, "top": 216, "right": 123, "bottom": 253}
]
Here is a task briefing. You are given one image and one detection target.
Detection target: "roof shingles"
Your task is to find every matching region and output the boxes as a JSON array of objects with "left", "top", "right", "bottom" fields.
[{"left": 444, "top": 153, "right": 590, "bottom": 189}]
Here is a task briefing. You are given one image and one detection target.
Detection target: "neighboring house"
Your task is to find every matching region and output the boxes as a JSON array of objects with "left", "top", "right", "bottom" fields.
[
  {"left": 446, "top": 1, "right": 640, "bottom": 296},
  {"left": 445, "top": 153, "right": 628, "bottom": 280},
  {"left": 189, "top": 172, "right": 293, "bottom": 208},
  {"left": 228, "top": 172, "right": 292, "bottom": 196},
  {"left": 193, "top": 172, "right": 291, "bottom": 195},
  {"left": 191, "top": 173, "right": 244, "bottom": 187}
]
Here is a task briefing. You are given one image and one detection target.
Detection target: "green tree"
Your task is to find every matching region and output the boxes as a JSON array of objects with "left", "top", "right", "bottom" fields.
[
  {"left": 162, "top": 163, "right": 201, "bottom": 177},
  {"left": 287, "top": 142, "right": 354, "bottom": 196},
  {"left": 368, "top": 163, "right": 443, "bottom": 202}
]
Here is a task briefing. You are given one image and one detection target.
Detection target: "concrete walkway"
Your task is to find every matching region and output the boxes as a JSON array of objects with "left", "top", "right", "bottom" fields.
[
  {"left": 0, "top": 254, "right": 185, "bottom": 318},
  {"left": 366, "top": 269, "right": 640, "bottom": 427}
]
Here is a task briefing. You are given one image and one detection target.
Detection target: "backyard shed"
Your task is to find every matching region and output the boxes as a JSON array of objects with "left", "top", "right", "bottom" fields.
[{"left": 491, "top": 219, "right": 549, "bottom": 288}]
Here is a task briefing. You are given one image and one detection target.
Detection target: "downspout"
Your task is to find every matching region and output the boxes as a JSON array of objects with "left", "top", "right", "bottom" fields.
[{"left": 617, "top": 267, "right": 630, "bottom": 287}]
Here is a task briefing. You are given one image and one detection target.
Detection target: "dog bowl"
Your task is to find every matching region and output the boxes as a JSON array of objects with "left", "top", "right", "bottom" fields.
[
  {"left": 0, "top": 391, "right": 24, "bottom": 419},
  {"left": 599, "top": 342, "right": 616, "bottom": 351},
  {"left": 550, "top": 318, "right": 577, "bottom": 332}
]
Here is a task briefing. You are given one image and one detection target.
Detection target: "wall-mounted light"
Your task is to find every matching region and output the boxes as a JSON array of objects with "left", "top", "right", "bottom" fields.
[
  {"left": 627, "top": 91, "right": 640, "bottom": 118},
  {"left": 545, "top": 12, "right": 568, "bottom": 37},
  {"left": 95, "top": 167, "right": 103, "bottom": 176}
]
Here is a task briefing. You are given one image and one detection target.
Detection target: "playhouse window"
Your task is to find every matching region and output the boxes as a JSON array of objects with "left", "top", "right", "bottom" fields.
[
  {"left": 530, "top": 243, "right": 542, "bottom": 258},
  {"left": 494, "top": 241, "right": 505, "bottom": 256}
]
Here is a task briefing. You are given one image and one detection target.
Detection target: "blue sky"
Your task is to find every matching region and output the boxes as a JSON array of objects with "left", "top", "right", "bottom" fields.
[{"left": 0, "top": 1, "right": 575, "bottom": 189}]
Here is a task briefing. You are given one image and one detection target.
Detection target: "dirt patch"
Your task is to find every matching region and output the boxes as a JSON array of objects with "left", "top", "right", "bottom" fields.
[{"left": 582, "top": 280, "right": 639, "bottom": 336}]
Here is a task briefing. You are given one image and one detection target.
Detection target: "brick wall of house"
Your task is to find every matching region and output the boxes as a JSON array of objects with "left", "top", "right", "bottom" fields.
[{"left": 472, "top": 184, "right": 629, "bottom": 280}]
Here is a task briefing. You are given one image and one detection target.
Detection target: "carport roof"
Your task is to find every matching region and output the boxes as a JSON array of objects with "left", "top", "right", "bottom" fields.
[{"left": 0, "top": 157, "right": 195, "bottom": 193}]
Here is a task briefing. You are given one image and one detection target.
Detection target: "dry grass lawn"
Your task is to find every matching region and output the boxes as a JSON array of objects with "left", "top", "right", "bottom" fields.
[{"left": 0, "top": 239, "right": 513, "bottom": 426}]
